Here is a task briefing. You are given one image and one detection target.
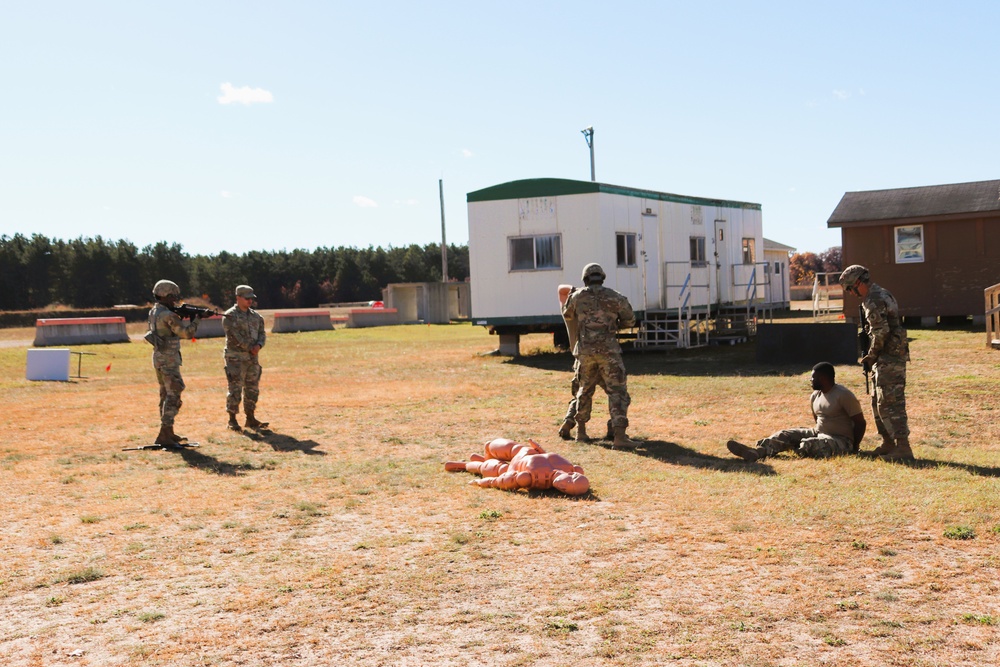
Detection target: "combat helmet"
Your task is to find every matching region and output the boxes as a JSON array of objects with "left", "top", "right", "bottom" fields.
[
  {"left": 152, "top": 279, "right": 180, "bottom": 298},
  {"left": 839, "top": 265, "right": 870, "bottom": 289},
  {"left": 581, "top": 262, "right": 606, "bottom": 283}
]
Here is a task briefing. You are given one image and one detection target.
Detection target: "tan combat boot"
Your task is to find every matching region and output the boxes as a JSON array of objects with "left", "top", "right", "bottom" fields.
[
  {"left": 244, "top": 410, "right": 268, "bottom": 430},
  {"left": 881, "top": 438, "right": 915, "bottom": 462},
  {"left": 228, "top": 414, "right": 242, "bottom": 432},
  {"left": 558, "top": 419, "right": 574, "bottom": 440},
  {"left": 612, "top": 426, "right": 637, "bottom": 450},
  {"left": 575, "top": 421, "right": 590, "bottom": 443},
  {"left": 727, "top": 440, "right": 765, "bottom": 463},
  {"left": 154, "top": 425, "right": 177, "bottom": 446},
  {"left": 871, "top": 434, "right": 893, "bottom": 456}
]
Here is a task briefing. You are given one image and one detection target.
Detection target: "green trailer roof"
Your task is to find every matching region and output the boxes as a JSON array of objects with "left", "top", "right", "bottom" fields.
[{"left": 467, "top": 177, "right": 761, "bottom": 210}]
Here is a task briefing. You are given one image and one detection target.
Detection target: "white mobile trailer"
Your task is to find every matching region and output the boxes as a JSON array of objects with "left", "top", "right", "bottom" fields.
[{"left": 467, "top": 178, "right": 765, "bottom": 350}]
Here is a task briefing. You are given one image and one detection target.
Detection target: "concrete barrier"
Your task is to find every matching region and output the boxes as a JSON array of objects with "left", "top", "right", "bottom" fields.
[
  {"left": 33, "top": 316, "right": 130, "bottom": 347},
  {"left": 346, "top": 308, "right": 401, "bottom": 328},
  {"left": 271, "top": 309, "right": 333, "bottom": 333},
  {"left": 193, "top": 315, "right": 224, "bottom": 338}
]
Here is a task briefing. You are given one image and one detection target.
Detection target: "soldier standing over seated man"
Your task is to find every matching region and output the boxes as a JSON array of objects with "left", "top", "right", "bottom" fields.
[
  {"left": 839, "top": 264, "right": 913, "bottom": 461},
  {"left": 223, "top": 284, "right": 268, "bottom": 431},
  {"left": 561, "top": 262, "right": 638, "bottom": 449},
  {"left": 146, "top": 280, "right": 200, "bottom": 446},
  {"left": 727, "top": 362, "right": 867, "bottom": 462}
]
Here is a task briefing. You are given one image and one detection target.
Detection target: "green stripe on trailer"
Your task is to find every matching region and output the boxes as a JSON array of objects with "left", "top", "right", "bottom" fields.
[{"left": 467, "top": 178, "right": 760, "bottom": 211}]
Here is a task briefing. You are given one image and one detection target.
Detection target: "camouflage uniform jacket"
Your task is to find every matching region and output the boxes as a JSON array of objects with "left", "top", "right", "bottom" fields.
[
  {"left": 862, "top": 282, "right": 908, "bottom": 363},
  {"left": 223, "top": 306, "right": 266, "bottom": 359},
  {"left": 562, "top": 284, "right": 635, "bottom": 356},
  {"left": 147, "top": 303, "right": 198, "bottom": 364}
]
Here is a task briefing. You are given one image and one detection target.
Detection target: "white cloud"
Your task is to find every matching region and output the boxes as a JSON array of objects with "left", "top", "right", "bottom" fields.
[
  {"left": 353, "top": 195, "right": 378, "bottom": 208},
  {"left": 217, "top": 82, "right": 274, "bottom": 105},
  {"left": 833, "top": 89, "right": 851, "bottom": 100},
  {"left": 221, "top": 190, "right": 232, "bottom": 198},
  {"left": 461, "top": 148, "right": 474, "bottom": 158}
]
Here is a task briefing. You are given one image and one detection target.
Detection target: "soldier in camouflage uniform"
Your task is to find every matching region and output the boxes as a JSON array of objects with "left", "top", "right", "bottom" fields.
[
  {"left": 561, "top": 263, "right": 637, "bottom": 448},
  {"left": 558, "top": 361, "right": 613, "bottom": 441},
  {"left": 223, "top": 285, "right": 268, "bottom": 431},
  {"left": 146, "top": 280, "right": 200, "bottom": 445},
  {"left": 726, "top": 362, "right": 867, "bottom": 462},
  {"left": 840, "top": 265, "right": 913, "bottom": 461}
]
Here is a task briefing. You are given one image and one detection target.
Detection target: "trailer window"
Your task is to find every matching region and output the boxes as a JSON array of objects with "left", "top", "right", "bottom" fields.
[
  {"left": 741, "top": 238, "right": 756, "bottom": 265},
  {"left": 616, "top": 233, "right": 637, "bottom": 267},
  {"left": 690, "top": 236, "right": 706, "bottom": 266},
  {"left": 894, "top": 225, "right": 924, "bottom": 263},
  {"left": 509, "top": 234, "right": 562, "bottom": 271}
]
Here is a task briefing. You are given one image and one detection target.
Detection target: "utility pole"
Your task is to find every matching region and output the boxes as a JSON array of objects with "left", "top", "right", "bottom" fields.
[
  {"left": 439, "top": 179, "right": 448, "bottom": 282},
  {"left": 581, "top": 126, "right": 595, "bottom": 181}
]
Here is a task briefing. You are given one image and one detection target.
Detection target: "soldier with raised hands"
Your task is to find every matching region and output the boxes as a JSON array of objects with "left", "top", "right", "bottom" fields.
[{"left": 561, "top": 263, "right": 637, "bottom": 449}]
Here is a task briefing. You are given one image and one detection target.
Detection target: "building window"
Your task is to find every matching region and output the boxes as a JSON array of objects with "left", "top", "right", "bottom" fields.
[
  {"left": 895, "top": 225, "right": 924, "bottom": 263},
  {"left": 509, "top": 234, "right": 562, "bottom": 271},
  {"left": 775, "top": 261, "right": 781, "bottom": 274},
  {"left": 616, "top": 233, "right": 637, "bottom": 267},
  {"left": 741, "top": 238, "right": 756, "bottom": 264},
  {"left": 690, "top": 236, "right": 706, "bottom": 266}
]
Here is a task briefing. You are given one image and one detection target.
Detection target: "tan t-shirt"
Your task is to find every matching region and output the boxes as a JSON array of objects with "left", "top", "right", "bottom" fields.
[{"left": 811, "top": 384, "right": 863, "bottom": 442}]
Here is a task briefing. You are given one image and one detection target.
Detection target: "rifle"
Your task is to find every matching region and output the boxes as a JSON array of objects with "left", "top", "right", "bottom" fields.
[
  {"left": 170, "top": 303, "right": 220, "bottom": 321},
  {"left": 858, "top": 304, "right": 871, "bottom": 395}
]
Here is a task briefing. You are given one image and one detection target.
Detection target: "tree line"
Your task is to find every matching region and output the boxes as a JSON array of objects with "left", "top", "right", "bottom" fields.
[
  {"left": 788, "top": 246, "right": 842, "bottom": 286},
  {"left": 0, "top": 234, "right": 469, "bottom": 311}
]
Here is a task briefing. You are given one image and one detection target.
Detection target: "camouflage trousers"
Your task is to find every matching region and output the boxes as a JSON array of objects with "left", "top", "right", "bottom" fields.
[
  {"left": 575, "top": 353, "right": 630, "bottom": 430},
  {"left": 563, "top": 357, "right": 607, "bottom": 422},
  {"left": 225, "top": 355, "right": 262, "bottom": 415},
  {"left": 872, "top": 358, "right": 909, "bottom": 440},
  {"left": 756, "top": 428, "right": 855, "bottom": 459},
  {"left": 154, "top": 363, "right": 185, "bottom": 427}
]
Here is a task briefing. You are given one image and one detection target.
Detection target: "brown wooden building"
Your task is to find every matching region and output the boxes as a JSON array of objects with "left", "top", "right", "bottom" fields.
[{"left": 828, "top": 179, "right": 1000, "bottom": 324}]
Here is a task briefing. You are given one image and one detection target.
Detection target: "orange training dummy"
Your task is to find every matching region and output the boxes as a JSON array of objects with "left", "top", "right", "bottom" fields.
[{"left": 445, "top": 437, "right": 590, "bottom": 496}]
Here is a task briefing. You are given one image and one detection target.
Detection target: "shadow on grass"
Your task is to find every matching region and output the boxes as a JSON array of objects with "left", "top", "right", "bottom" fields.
[
  {"left": 171, "top": 448, "right": 255, "bottom": 477},
  {"left": 503, "top": 345, "right": 808, "bottom": 379},
  {"left": 629, "top": 439, "right": 778, "bottom": 476},
  {"left": 243, "top": 429, "right": 325, "bottom": 455},
  {"left": 857, "top": 451, "right": 1000, "bottom": 477}
]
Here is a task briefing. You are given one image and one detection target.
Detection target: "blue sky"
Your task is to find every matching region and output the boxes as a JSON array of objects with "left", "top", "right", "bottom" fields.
[{"left": 2, "top": 1, "right": 998, "bottom": 257}]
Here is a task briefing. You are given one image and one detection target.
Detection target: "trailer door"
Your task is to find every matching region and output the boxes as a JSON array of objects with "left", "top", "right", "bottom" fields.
[
  {"left": 713, "top": 219, "right": 730, "bottom": 306},
  {"left": 641, "top": 214, "right": 662, "bottom": 310}
]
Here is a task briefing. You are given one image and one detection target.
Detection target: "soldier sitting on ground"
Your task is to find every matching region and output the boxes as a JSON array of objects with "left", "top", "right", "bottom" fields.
[{"left": 726, "top": 362, "right": 867, "bottom": 463}]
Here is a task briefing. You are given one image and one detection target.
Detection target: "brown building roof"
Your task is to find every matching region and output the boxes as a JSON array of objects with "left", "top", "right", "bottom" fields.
[{"left": 828, "top": 179, "right": 1000, "bottom": 226}]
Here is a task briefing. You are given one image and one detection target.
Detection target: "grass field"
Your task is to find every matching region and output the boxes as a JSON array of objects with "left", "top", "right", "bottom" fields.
[{"left": 1, "top": 320, "right": 998, "bottom": 666}]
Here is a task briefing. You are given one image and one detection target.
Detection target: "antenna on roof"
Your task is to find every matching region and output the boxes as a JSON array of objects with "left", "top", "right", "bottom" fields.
[{"left": 581, "top": 126, "right": 595, "bottom": 182}]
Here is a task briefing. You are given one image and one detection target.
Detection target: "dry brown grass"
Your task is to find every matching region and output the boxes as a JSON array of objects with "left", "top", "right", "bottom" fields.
[{"left": 1, "top": 320, "right": 999, "bottom": 666}]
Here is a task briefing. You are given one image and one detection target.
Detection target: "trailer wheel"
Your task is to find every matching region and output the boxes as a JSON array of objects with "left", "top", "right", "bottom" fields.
[{"left": 553, "top": 328, "right": 570, "bottom": 350}]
